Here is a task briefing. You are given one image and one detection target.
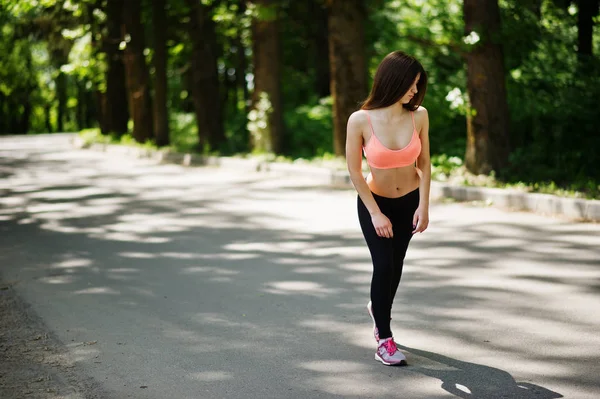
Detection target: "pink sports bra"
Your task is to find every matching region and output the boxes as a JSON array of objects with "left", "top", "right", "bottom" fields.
[{"left": 362, "top": 110, "right": 422, "bottom": 169}]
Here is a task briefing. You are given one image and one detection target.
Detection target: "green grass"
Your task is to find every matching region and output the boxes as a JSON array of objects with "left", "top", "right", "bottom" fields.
[
  {"left": 78, "top": 127, "right": 599, "bottom": 200},
  {"left": 432, "top": 155, "right": 599, "bottom": 200}
]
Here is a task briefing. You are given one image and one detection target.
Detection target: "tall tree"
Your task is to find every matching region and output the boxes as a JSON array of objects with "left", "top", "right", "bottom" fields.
[
  {"left": 250, "top": 0, "right": 283, "bottom": 153},
  {"left": 122, "top": 0, "right": 154, "bottom": 143},
  {"left": 577, "top": 0, "right": 599, "bottom": 58},
  {"left": 327, "top": 0, "right": 367, "bottom": 156},
  {"left": 47, "top": 31, "right": 72, "bottom": 133},
  {"left": 103, "top": 0, "right": 129, "bottom": 136},
  {"left": 152, "top": 0, "right": 170, "bottom": 146},
  {"left": 234, "top": 6, "right": 249, "bottom": 111},
  {"left": 313, "top": 0, "right": 330, "bottom": 98},
  {"left": 463, "top": 0, "right": 510, "bottom": 174},
  {"left": 186, "top": 0, "right": 224, "bottom": 151}
]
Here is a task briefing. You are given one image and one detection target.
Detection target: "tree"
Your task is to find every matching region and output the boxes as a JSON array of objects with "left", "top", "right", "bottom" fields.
[
  {"left": 249, "top": 0, "right": 283, "bottom": 153},
  {"left": 327, "top": 0, "right": 367, "bottom": 156},
  {"left": 576, "top": 0, "right": 599, "bottom": 58},
  {"left": 45, "top": 8, "right": 74, "bottom": 133},
  {"left": 103, "top": 0, "right": 129, "bottom": 136},
  {"left": 152, "top": 0, "right": 170, "bottom": 146},
  {"left": 122, "top": 0, "right": 154, "bottom": 143},
  {"left": 186, "top": 0, "right": 224, "bottom": 151},
  {"left": 463, "top": 0, "right": 510, "bottom": 175},
  {"left": 312, "top": 0, "right": 330, "bottom": 98}
]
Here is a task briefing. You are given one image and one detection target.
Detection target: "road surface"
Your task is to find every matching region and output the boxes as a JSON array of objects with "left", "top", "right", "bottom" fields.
[{"left": 1, "top": 134, "right": 599, "bottom": 398}]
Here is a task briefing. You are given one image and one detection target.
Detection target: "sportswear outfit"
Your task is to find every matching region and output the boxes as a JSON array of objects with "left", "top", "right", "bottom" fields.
[{"left": 358, "top": 110, "right": 422, "bottom": 366}]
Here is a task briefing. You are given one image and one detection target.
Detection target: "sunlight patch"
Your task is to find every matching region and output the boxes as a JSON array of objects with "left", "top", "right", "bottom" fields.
[
  {"left": 299, "top": 360, "right": 367, "bottom": 373},
  {"left": 73, "top": 287, "right": 120, "bottom": 295},
  {"left": 53, "top": 258, "right": 91, "bottom": 269},
  {"left": 455, "top": 384, "right": 472, "bottom": 394},
  {"left": 187, "top": 371, "right": 234, "bottom": 382},
  {"left": 263, "top": 281, "right": 339, "bottom": 297},
  {"left": 39, "top": 275, "right": 75, "bottom": 284}
]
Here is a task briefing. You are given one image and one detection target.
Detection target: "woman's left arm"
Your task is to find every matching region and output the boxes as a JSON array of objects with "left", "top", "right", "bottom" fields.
[{"left": 413, "top": 107, "right": 430, "bottom": 234}]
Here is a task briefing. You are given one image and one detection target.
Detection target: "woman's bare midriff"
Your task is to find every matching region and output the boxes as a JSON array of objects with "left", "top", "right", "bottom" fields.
[{"left": 366, "top": 165, "right": 420, "bottom": 198}]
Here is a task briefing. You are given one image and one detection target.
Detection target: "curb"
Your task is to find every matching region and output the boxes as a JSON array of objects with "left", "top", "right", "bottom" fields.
[{"left": 73, "top": 137, "right": 600, "bottom": 222}]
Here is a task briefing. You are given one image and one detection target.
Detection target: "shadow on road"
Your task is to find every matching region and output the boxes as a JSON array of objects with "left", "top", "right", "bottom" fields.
[{"left": 402, "top": 345, "right": 563, "bottom": 399}]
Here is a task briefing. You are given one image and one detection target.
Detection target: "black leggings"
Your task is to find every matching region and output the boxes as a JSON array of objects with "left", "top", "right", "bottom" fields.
[{"left": 357, "top": 188, "right": 420, "bottom": 339}]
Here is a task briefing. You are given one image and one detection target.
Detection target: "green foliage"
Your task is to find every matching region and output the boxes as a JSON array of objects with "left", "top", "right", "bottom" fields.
[
  {"left": 247, "top": 92, "right": 273, "bottom": 153},
  {"left": 79, "top": 127, "right": 109, "bottom": 145},
  {"left": 169, "top": 112, "right": 198, "bottom": 153},
  {"left": 284, "top": 97, "right": 333, "bottom": 159},
  {"left": 503, "top": 0, "right": 600, "bottom": 187},
  {"left": 431, "top": 154, "right": 463, "bottom": 181},
  {"left": 4, "top": 0, "right": 600, "bottom": 198}
]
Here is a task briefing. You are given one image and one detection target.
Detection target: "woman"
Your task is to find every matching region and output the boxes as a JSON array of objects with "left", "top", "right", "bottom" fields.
[{"left": 345, "top": 51, "right": 430, "bottom": 366}]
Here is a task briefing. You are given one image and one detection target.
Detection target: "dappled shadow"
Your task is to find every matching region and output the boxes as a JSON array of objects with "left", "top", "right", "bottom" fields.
[
  {"left": 401, "top": 345, "right": 563, "bottom": 399},
  {"left": 2, "top": 135, "right": 599, "bottom": 397}
]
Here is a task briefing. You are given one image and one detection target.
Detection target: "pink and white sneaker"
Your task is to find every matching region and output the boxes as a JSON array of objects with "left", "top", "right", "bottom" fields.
[{"left": 375, "top": 337, "right": 407, "bottom": 366}]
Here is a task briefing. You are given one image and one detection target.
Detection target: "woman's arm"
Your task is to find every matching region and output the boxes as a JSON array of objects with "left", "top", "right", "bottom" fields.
[
  {"left": 413, "top": 107, "right": 431, "bottom": 234},
  {"left": 346, "top": 111, "right": 394, "bottom": 238}
]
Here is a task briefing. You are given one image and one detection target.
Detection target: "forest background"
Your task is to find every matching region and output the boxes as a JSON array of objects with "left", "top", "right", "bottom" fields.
[{"left": 1, "top": 0, "right": 599, "bottom": 198}]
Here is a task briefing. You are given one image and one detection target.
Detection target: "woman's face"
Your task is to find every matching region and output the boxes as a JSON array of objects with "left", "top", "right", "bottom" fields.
[{"left": 400, "top": 73, "right": 420, "bottom": 104}]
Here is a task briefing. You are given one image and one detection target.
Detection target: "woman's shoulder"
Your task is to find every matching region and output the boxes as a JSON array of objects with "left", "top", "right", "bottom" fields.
[
  {"left": 413, "top": 105, "right": 429, "bottom": 123},
  {"left": 414, "top": 105, "right": 428, "bottom": 115},
  {"left": 347, "top": 109, "right": 369, "bottom": 132},
  {"left": 348, "top": 109, "right": 369, "bottom": 124}
]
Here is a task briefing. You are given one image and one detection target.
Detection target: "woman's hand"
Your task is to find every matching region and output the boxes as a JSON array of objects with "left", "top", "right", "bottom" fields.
[
  {"left": 412, "top": 207, "right": 429, "bottom": 234},
  {"left": 372, "top": 212, "right": 393, "bottom": 238}
]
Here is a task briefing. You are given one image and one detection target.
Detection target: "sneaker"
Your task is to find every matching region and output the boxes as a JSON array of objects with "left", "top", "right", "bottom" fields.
[
  {"left": 366, "top": 301, "right": 379, "bottom": 341},
  {"left": 366, "top": 301, "right": 392, "bottom": 342},
  {"left": 375, "top": 337, "right": 407, "bottom": 366}
]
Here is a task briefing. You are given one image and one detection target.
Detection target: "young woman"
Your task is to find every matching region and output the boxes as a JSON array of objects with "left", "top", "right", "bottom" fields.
[{"left": 345, "top": 51, "right": 430, "bottom": 366}]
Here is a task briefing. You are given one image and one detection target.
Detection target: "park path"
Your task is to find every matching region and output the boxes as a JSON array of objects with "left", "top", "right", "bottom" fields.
[{"left": 1, "top": 134, "right": 599, "bottom": 399}]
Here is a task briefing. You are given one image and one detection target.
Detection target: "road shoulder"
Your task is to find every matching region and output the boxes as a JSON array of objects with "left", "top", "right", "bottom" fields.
[{"left": 0, "top": 279, "right": 105, "bottom": 399}]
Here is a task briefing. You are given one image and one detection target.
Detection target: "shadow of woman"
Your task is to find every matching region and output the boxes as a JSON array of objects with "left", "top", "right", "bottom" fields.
[{"left": 399, "top": 345, "right": 563, "bottom": 399}]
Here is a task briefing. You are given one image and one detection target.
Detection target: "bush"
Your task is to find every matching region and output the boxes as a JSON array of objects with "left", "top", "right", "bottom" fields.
[{"left": 284, "top": 96, "right": 333, "bottom": 159}]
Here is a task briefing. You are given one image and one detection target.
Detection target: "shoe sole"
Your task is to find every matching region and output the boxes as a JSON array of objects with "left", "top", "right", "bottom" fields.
[{"left": 375, "top": 353, "right": 407, "bottom": 367}]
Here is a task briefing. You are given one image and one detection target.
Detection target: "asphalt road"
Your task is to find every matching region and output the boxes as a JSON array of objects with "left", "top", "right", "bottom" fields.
[{"left": 1, "top": 134, "right": 599, "bottom": 399}]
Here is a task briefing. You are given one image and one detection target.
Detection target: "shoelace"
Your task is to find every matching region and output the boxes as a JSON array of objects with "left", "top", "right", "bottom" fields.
[{"left": 382, "top": 339, "right": 398, "bottom": 356}]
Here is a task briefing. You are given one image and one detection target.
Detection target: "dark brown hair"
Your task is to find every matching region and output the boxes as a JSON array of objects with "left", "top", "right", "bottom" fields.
[{"left": 361, "top": 51, "right": 427, "bottom": 111}]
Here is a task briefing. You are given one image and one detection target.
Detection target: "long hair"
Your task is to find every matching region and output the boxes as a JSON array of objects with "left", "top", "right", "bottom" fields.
[{"left": 361, "top": 51, "right": 427, "bottom": 111}]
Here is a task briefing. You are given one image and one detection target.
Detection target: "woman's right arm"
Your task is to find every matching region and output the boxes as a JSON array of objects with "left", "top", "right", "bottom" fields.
[{"left": 345, "top": 111, "right": 393, "bottom": 238}]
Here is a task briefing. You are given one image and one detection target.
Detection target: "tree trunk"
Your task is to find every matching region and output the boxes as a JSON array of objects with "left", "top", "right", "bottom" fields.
[
  {"left": 7, "top": 102, "right": 19, "bottom": 134},
  {"left": 187, "top": 0, "right": 224, "bottom": 151},
  {"left": 152, "top": 0, "right": 170, "bottom": 147},
  {"left": 577, "top": 0, "right": 599, "bottom": 58},
  {"left": 234, "top": 2, "right": 249, "bottom": 112},
  {"left": 0, "top": 93, "right": 5, "bottom": 134},
  {"left": 85, "top": 88, "right": 96, "bottom": 128},
  {"left": 122, "top": 0, "right": 154, "bottom": 143},
  {"left": 250, "top": 0, "right": 283, "bottom": 153},
  {"left": 56, "top": 71, "right": 67, "bottom": 132},
  {"left": 95, "top": 91, "right": 109, "bottom": 133},
  {"left": 464, "top": 0, "right": 510, "bottom": 175},
  {"left": 327, "top": 0, "right": 367, "bottom": 156},
  {"left": 313, "top": 1, "right": 330, "bottom": 98},
  {"left": 104, "top": 0, "right": 129, "bottom": 136},
  {"left": 44, "top": 104, "right": 53, "bottom": 133},
  {"left": 19, "top": 98, "right": 32, "bottom": 133},
  {"left": 76, "top": 80, "right": 85, "bottom": 130}
]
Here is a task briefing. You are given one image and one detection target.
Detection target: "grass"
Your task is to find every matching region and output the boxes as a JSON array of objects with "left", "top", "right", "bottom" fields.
[{"left": 77, "top": 128, "right": 599, "bottom": 200}]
